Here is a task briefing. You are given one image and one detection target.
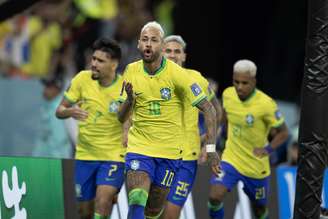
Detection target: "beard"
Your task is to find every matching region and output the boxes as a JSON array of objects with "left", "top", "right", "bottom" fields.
[
  {"left": 91, "top": 71, "right": 100, "bottom": 80},
  {"left": 140, "top": 49, "right": 160, "bottom": 63},
  {"left": 91, "top": 74, "right": 99, "bottom": 80}
]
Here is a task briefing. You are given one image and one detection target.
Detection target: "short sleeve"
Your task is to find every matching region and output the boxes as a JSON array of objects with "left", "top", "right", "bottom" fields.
[
  {"left": 64, "top": 73, "right": 82, "bottom": 104},
  {"left": 173, "top": 68, "right": 207, "bottom": 107},
  {"left": 264, "top": 99, "right": 284, "bottom": 128},
  {"left": 198, "top": 75, "right": 215, "bottom": 101}
]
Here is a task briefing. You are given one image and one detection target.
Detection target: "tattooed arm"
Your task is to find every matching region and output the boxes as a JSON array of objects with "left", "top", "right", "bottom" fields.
[
  {"left": 196, "top": 99, "right": 220, "bottom": 175},
  {"left": 210, "top": 95, "right": 222, "bottom": 126}
]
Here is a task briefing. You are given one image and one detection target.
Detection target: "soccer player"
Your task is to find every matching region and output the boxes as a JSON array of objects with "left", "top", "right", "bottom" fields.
[
  {"left": 161, "top": 35, "right": 221, "bottom": 219},
  {"left": 56, "top": 38, "right": 126, "bottom": 219},
  {"left": 118, "top": 21, "right": 220, "bottom": 219},
  {"left": 207, "top": 59, "right": 289, "bottom": 219}
]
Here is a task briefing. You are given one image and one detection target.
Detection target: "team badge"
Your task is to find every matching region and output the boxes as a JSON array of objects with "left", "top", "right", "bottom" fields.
[
  {"left": 190, "top": 83, "right": 202, "bottom": 96},
  {"left": 215, "top": 169, "right": 225, "bottom": 181},
  {"left": 131, "top": 160, "right": 140, "bottom": 170},
  {"left": 109, "top": 101, "right": 119, "bottom": 113},
  {"left": 245, "top": 114, "right": 254, "bottom": 126},
  {"left": 275, "top": 110, "right": 282, "bottom": 120},
  {"left": 160, "top": 87, "right": 171, "bottom": 100}
]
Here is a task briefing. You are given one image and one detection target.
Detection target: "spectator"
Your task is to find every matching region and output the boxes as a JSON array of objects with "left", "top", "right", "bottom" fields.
[{"left": 32, "top": 76, "right": 73, "bottom": 159}]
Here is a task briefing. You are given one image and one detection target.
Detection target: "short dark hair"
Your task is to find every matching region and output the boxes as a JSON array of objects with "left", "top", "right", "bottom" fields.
[{"left": 92, "top": 38, "right": 122, "bottom": 61}]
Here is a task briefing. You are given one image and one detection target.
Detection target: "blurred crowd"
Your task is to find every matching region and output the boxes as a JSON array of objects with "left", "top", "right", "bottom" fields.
[
  {"left": 0, "top": 0, "right": 175, "bottom": 159},
  {"left": 0, "top": 0, "right": 174, "bottom": 80}
]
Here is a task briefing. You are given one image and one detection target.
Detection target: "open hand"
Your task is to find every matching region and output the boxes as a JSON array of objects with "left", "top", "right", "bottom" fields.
[
  {"left": 207, "top": 152, "right": 221, "bottom": 176},
  {"left": 122, "top": 81, "right": 134, "bottom": 102},
  {"left": 69, "top": 105, "right": 88, "bottom": 121}
]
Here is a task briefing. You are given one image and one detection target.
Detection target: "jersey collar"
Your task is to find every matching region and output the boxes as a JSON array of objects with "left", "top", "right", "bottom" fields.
[
  {"left": 97, "top": 74, "right": 119, "bottom": 88},
  {"left": 143, "top": 57, "right": 167, "bottom": 77},
  {"left": 242, "top": 88, "right": 257, "bottom": 102}
]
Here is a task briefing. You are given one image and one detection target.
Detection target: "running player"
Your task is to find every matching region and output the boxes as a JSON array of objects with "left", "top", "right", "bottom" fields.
[
  {"left": 208, "top": 59, "right": 289, "bottom": 219},
  {"left": 56, "top": 38, "right": 126, "bottom": 219},
  {"left": 118, "top": 21, "right": 220, "bottom": 219},
  {"left": 161, "top": 35, "right": 221, "bottom": 219}
]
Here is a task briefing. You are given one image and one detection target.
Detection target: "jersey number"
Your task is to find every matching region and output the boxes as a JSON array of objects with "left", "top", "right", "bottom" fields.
[
  {"left": 255, "top": 187, "right": 266, "bottom": 199},
  {"left": 108, "top": 164, "right": 118, "bottom": 177},
  {"left": 161, "top": 170, "right": 174, "bottom": 186},
  {"left": 93, "top": 111, "right": 103, "bottom": 123},
  {"left": 175, "top": 181, "right": 190, "bottom": 197},
  {"left": 149, "top": 101, "right": 161, "bottom": 115}
]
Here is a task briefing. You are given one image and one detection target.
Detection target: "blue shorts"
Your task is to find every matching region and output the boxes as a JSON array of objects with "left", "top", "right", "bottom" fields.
[
  {"left": 210, "top": 161, "right": 269, "bottom": 206},
  {"left": 125, "top": 152, "right": 181, "bottom": 188},
  {"left": 75, "top": 160, "right": 125, "bottom": 201},
  {"left": 167, "top": 160, "right": 197, "bottom": 206}
]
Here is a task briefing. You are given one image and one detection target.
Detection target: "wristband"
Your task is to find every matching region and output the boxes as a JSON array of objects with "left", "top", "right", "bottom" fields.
[
  {"left": 264, "top": 144, "right": 274, "bottom": 154},
  {"left": 206, "top": 144, "right": 216, "bottom": 153}
]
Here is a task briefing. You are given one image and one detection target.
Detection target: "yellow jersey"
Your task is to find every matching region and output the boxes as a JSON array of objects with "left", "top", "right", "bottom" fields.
[
  {"left": 121, "top": 58, "right": 207, "bottom": 159},
  {"left": 182, "top": 69, "right": 215, "bottom": 160},
  {"left": 64, "top": 70, "right": 125, "bottom": 161},
  {"left": 222, "top": 87, "right": 284, "bottom": 178}
]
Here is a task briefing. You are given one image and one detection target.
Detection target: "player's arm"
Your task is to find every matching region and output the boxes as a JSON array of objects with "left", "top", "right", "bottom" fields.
[
  {"left": 210, "top": 95, "right": 222, "bottom": 125},
  {"left": 200, "top": 96, "right": 223, "bottom": 144},
  {"left": 268, "top": 123, "right": 289, "bottom": 149},
  {"left": 117, "top": 81, "right": 134, "bottom": 123},
  {"left": 122, "top": 116, "right": 132, "bottom": 147},
  {"left": 55, "top": 98, "right": 88, "bottom": 121},
  {"left": 196, "top": 99, "right": 220, "bottom": 175},
  {"left": 253, "top": 122, "right": 289, "bottom": 158}
]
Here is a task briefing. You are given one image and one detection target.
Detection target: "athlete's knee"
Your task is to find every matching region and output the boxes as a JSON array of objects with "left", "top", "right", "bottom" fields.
[
  {"left": 78, "top": 207, "right": 93, "bottom": 219},
  {"left": 128, "top": 188, "right": 149, "bottom": 206},
  {"left": 209, "top": 185, "right": 226, "bottom": 203},
  {"left": 95, "top": 196, "right": 112, "bottom": 214},
  {"left": 78, "top": 203, "right": 94, "bottom": 219}
]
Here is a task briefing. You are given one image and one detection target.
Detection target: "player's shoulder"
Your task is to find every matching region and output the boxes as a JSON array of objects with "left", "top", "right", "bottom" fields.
[
  {"left": 166, "top": 58, "right": 184, "bottom": 71},
  {"left": 256, "top": 89, "right": 276, "bottom": 103},
  {"left": 73, "top": 70, "right": 92, "bottom": 81},
  {"left": 122, "top": 60, "right": 143, "bottom": 78},
  {"left": 126, "top": 59, "right": 143, "bottom": 69},
  {"left": 185, "top": 68, "right": 209, "bottom": 86},
  {"left": 255, "top": 89, "right": 278, "bottom": 109},
  {"left": 184, "top": 68, "right": 204, "bottom": 79}
]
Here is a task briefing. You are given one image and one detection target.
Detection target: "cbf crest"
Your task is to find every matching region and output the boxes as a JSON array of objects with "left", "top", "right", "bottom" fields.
[
  {"left": 245, "top": 114, "right": 254, "bottom": 126},
  {"left": 109, "top": 101, "right": 119, "bottom": 113},
  {"left": 131, "top": 160, "right": 140, "bottom": 170},
  {"left": 160, "top": 87, "right": 171, "bottom": 100}
]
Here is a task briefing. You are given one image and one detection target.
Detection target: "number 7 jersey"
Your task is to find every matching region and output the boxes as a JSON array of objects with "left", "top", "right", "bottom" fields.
[{"left": 120, "top": 58, "right": 207, "bottom": 159}]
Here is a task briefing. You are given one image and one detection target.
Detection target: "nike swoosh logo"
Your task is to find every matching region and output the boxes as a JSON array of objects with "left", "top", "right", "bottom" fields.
[
  {"left": 172, "top": 196, "right": 184, "bottom": 201},
  {"left": 135, "top": 92, "right": 143, "bottom": 96}
]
